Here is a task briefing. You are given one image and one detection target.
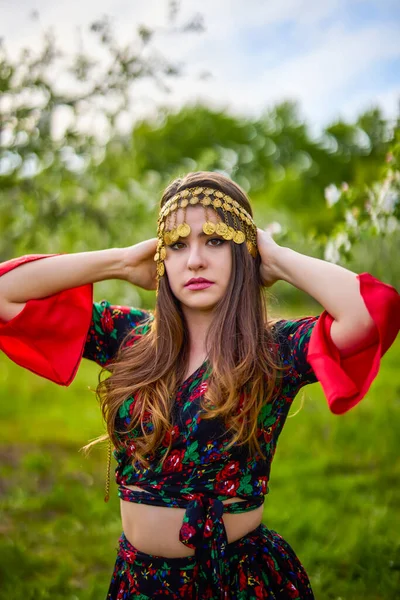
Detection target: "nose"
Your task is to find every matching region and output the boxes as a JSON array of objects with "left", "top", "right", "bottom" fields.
[{"left": 187, "top": 243, "right": 207, "bottom": 271}]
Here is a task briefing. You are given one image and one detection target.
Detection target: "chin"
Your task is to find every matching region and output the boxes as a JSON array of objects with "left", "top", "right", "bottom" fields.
[{"left": 190, "top": 299, "right": 220, "bottom": 311}]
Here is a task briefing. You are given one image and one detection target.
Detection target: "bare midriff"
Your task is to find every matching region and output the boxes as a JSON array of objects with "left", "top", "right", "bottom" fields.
[{"left": 120, "top": 484, "right": 264, "bottom": 558}]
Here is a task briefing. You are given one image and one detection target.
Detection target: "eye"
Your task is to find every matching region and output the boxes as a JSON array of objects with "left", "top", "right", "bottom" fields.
[
  {"left": 170, "top": 238, "right": 226, "bottom": 250},
  {"left": 207, "top": 238, "right": 226, "bottom": 247},
  {"left": 170, "top": 241, "right": 185, "bottom": 250}
]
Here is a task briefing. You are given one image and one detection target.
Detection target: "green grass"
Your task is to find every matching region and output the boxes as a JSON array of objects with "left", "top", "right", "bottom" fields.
[{"left": 0, "top": 337, "right": 399, "bottom": 600}]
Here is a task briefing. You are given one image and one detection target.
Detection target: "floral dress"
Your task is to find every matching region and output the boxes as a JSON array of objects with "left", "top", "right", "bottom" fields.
[{"left": 0, "top": 254, "right": 399, "bottom": 600}]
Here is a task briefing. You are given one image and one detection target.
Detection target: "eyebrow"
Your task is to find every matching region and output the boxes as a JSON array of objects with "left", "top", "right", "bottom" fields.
[{"left": 177, "top": 231, "right": 223, "bottom": 241}]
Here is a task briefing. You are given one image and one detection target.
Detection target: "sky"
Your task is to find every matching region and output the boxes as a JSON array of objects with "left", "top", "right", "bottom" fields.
[{"left": 1, "top": 0, "right": 400, "bottom": 134}]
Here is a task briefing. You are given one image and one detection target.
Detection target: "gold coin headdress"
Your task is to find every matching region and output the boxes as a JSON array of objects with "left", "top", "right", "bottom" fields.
[{"left": 154, "top": 186, "right": 258, "bottom": 292}]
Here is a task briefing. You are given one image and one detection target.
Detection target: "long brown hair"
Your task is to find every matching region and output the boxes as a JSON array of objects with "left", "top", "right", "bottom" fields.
[{"left": 95, "top": 172, "right": 281, "bottom": 467}]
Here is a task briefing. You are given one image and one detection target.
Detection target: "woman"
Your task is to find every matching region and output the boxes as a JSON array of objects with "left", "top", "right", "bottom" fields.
[{"left": 0, "top": 171, "right": 398, "bottom": 599}]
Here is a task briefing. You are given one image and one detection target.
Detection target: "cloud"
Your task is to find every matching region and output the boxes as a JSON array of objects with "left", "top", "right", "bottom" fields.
[
  {"left": 135, "top": 18, "right": 400, "bottom": 129},
  {"left": 335, "top": 85, "right": 400, "bottom": 125},
  {"left": 253, "top": 23, "right": 400, "bottom": 117},
  {"left": 1, "top": 0, "right": 399, "bottom": 130}
]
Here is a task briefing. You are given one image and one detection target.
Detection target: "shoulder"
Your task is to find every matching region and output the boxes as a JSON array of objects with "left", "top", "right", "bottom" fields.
[
  {"left": 269, "top": 315, "right": 319, "bottom": 382},
  {"left": 271, "top": 316, "right": 319, "bottom": 342},
  {"left": 93, "top": 301, "right": 153, "bottom": 329}
]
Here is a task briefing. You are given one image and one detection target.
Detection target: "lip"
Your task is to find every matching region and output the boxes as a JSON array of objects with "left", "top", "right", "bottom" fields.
[
  {"left": 186, "top": 282, "right": 214, "bottom": 290},
  {"left": 184, "top": 278, "right": 214, "bottom": 287}
]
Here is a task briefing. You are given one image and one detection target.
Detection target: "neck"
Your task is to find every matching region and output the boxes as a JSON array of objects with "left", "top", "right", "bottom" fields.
[{"left": 181, "top": 305, "right": 214, "bottom": 357}]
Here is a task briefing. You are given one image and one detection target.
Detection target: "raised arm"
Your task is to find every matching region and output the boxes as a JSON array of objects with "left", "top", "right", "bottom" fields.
[
  {"left": 0, "top": 239, "right": 158, "bottom": 321},
  {"left": 257, "top": 228, "right": 398, "bottom": 354},
  {"left": 258, "top": 228, "right": 400, "bottom": 414},
  {"left": 0, "top": 240, "right": 158, "bottom": 384}
]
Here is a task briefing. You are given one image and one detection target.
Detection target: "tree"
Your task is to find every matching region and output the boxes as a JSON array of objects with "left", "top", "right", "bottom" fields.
[
  {"left": 0, "top": 5, "right": 205, "bottom": 259},
  {"left": 323, "top": 111, "right": 400, "bottom": 276}
]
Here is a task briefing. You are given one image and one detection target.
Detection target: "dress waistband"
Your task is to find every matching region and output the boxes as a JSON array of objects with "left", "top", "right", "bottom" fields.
[{"left": 118, "top": 484, "right": 264, "bottom": 599}]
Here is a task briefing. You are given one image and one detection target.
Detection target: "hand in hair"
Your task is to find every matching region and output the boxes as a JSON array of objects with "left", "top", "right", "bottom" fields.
[
  {"left": 121, "top": 238, "right": 158, "bottom": 290},
  {"left": 257, "top": 228, "right": 282, "bottom": 287}
]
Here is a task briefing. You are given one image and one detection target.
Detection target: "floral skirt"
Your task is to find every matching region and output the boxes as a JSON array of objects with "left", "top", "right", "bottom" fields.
[{"left": 106, "top": 524, "right": 314, "bottom": 599}]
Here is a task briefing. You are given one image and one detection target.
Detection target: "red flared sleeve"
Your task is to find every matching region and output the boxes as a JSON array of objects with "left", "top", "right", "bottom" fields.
[
  {"left": 0, "top": 254, "right": 93, "bottom": 386},
  {"left": 307, "top": 273, "right": 400, "bottom": 415}
]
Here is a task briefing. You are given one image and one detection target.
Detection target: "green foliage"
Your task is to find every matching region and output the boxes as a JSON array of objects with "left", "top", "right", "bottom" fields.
[
  {"left": 0, "top": 6, "right": 205, "bottom": 260},
  {"left": 127, "top": 101, "right": 393, "bottom": 235},
  {"left": 322, "top": 124, "right": 400, "bottom": 275},
  {"left": 1, "top": 19, "right": 397, "bottom": 264},
  {"left": 1, "top": 10, "right": 399, "bottom": 294}
]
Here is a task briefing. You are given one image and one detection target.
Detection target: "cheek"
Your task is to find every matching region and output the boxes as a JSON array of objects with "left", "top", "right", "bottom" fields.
[
  {"left": 221, "top": 247, "right": 233, "bottom": 279},
  {"left": 164, "top": 258, "right": 179, "bottom": 287}
]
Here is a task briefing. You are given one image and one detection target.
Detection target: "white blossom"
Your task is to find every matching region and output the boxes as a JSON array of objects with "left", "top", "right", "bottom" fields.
[
  {"left": 265, "top": 221, "right": 282, "bottom": 235},
  {"left": 381, "top": 190, "right": 398, "bottom": 213},
  {"left": 345, "top": 210, "right": 358, "bottom": 229},
  {"left": 324, "top": 184, "right": 341, "bottom": 207},
  {"left": 324, "top": 232, "right": 351, "bottom": 264},
  {"left": 324, "top": 240, "right": 340, "bottom": 264},
  {"left": 386, "top": 216, "right": 400, "bottom": 234}
]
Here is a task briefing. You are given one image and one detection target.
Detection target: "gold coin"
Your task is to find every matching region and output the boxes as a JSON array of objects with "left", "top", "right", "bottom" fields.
[
  {"left": 233, "top": 207, "right": 239, "bottom": 216},
  {"left": 247, "top": 241, "right": 257, "bottom": 258},
  {"left": 157, "top": 262, "right": 165, "bottom": 277},
  {"left": 154, "top": 252, "right": 160, "bottom": 262},
  {"left": 160, "top": 247, "right": 167, "bottom": 260},
  {"left": 223, "top": 202, "right": 231, "bottom": 211},
  {"left": 204, "top": 188, "right": 213, "bottom": 195},
  {"left": 215, "top": 190, "right": 224, "bottom": 198},
  {"left": 232, "top": 200, "right": 239, "bottom": 208},
  {"left": 171, "top": 194, "right": 179, "bottom": 203},
  {"left": 213, "top": 199, "right": 222, "bottom": 208},
  {"left": 180, "top": 198, "right": 189, "bottom": 208},
  {"left": 159, "top": 221, "right": 165, "bottom": 232},
  {"left": 170, "top": 229, "right": 179, "bottom": 243},
  {"left": 202, "top": 197, "right": 212, "bottom": 206},
  {"left": 228, "top": 226, "right": 236, "bottom": 238},
  {"left": 181, "top": 189, "right": 189, "bottom": 198},
  {"left": 233, "top": 230, "right": 246, "bottom": 244},
  {"left": 193, "top": 187, "right": 203, "bottom": 195},
  {"left": 223, "top": 228, "right": 234, "bottom": 240},
  {"left": 164, "top": 231, "right": 172, "bottom": 245},
  {"left": 189, "top": 196, "right": 199, "bottom": 205},
  {"left": 203, "top": 221, "right": 216, "bottom": 235},
  {"left": 216, "top": 222, "right": 228, "bottom": 236},
  {"left": 171, "top": 203, "right": 178, "bottom": 212},
  {"left": 177, "top": 223, "right": 191, "bottom": 237}
]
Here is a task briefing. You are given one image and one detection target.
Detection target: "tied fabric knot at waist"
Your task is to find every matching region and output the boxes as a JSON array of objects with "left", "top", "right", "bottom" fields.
[{"left": 118, "top": 485, "right": 264, "bottom": 599}]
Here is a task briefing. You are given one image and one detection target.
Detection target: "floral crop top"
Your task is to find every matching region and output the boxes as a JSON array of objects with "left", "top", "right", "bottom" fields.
[
  {"left": 0, "top": 254, "right": 399, "bottom": 595},
  {"left": 82, "top": 299, "right": 320, "bottom": 499}
]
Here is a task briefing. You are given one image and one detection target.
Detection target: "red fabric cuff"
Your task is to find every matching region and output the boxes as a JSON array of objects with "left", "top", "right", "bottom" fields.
[
  {"left": 308, "top": 273, "right": 400, "bottom": 414},
  {"left": 0, "top": 254, "right": 93, "bottom": 385}
]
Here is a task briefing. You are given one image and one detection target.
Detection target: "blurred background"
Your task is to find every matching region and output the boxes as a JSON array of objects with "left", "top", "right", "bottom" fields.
[{"left": 0, "top": 1, "right": 399, "bottom": 598}]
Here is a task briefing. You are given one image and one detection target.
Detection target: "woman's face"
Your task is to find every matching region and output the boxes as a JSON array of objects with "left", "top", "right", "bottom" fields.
[{"left": 164, "top": 205, "right": 233, "bottom": 312}]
